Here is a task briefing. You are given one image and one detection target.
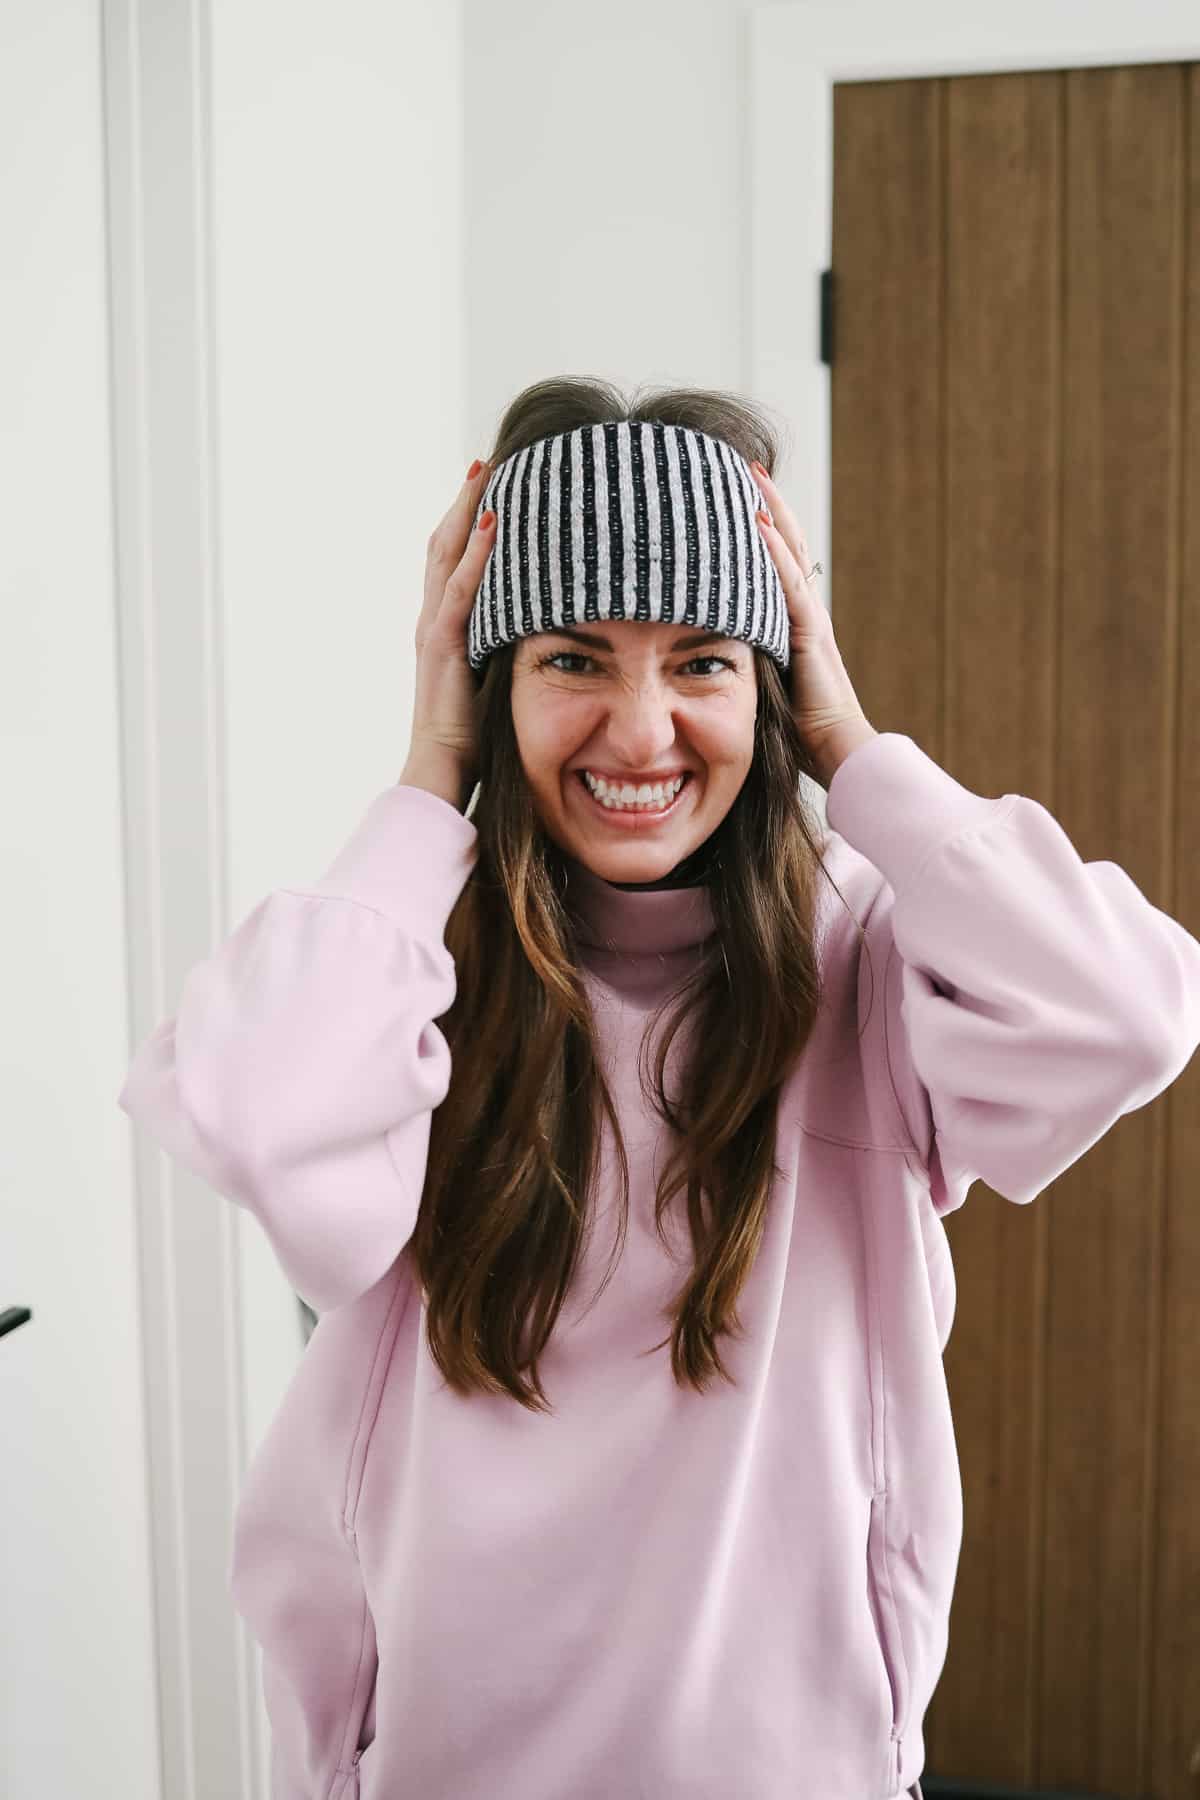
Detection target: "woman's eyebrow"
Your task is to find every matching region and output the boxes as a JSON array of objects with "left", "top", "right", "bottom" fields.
[{"left": 545, "top": 626, "right": 731, "bottom": 652}]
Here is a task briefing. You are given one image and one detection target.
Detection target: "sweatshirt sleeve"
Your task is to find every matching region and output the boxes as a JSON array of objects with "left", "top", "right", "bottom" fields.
[
  {"left": 116, "top": 783, "right": 479, "bottom": 1312},
  {"left": 825, "top": 733, "right": 1200, "bottom": 1215},
  {"left": 229, "top": 1268, "right": 406, "bottom": 1800}
]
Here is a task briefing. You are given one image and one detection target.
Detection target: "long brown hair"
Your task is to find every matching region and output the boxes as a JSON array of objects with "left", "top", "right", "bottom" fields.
[{"left": 408, "top": 376, "right": 868, "bottom": 1414}]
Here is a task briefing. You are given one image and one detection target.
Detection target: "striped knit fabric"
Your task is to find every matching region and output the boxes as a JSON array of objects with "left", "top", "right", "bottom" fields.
[{"left": 466, "top": 418, "right": 790, "bottom": 675}]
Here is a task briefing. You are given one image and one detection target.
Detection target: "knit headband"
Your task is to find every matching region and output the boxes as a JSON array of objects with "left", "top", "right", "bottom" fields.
[{"left": 466, "top": 418, "right": 789, "bottom": 676}]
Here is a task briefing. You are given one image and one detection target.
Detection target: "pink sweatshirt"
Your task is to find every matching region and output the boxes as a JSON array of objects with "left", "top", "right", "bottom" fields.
[{"left": 116, "top": 732, "right": 1200, "bottom": 1800}]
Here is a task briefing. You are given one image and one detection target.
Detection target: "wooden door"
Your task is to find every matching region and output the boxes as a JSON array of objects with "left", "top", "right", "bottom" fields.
[{"left": 830, "top": 63, "right": 1200, "bottom": 1800}]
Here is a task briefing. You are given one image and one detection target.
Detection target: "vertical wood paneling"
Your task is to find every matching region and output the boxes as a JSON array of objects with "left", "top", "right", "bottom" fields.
[
  {"left": 832, "top": 61, "right": 1199, "bottom": 1799},
  {"left": 940, "top": 73, "right": 1062, "bottom": 1788},
  {"left": 1045, "top": 67, "right": 1184, "bottom": 1797},
  {"left": 1152, "top": 65, "right": 1200, "bottom": 1800},
  {"left": 830, "top": 79, "right": 944, "bottom": 761}
]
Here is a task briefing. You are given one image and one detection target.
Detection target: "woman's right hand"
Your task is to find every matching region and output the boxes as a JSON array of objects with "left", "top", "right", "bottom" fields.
[{"left": 403, "top": 458, "right": 497, "bottom": 790}]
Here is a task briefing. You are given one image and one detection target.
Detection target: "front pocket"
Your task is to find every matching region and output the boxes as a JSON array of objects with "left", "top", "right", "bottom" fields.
[{"left": 865, "top": 1488, "right": 912, "bottom": 1741}]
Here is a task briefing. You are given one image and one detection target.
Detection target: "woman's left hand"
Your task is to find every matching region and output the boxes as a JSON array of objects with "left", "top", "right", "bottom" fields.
[{"left": 751, "top": 463, "right": 876, "bottom": 783}]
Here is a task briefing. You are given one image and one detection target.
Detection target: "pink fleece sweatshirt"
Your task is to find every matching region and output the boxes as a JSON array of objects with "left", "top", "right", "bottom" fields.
[{"left": 116, "top": 732, "right": 1200, "bottom": 1800}]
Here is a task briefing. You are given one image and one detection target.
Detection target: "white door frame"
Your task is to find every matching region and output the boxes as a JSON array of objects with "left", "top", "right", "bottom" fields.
[{"left": 105, "top": 0, "right": 260, "bottom": 1795}]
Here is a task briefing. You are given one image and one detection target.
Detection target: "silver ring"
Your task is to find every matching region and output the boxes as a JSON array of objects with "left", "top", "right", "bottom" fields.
[{"left": 810, "top": 560, "right": 823, "bottom": 577}]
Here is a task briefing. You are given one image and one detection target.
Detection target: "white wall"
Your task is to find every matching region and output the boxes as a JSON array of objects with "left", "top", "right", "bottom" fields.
[
  {"left": 0, "top": 3, "right": 161, "bottom": 1796},
  {"left": 2, "top": 1, "right": 468, "bottom": 1795},
  {"left": 461, "top": 0, "right": 763, "bottom": 463}
]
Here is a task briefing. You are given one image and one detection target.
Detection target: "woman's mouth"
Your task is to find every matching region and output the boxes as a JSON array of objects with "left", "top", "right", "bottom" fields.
[{"left": 573, "top": 770, "right": 694, "bottom": 829}]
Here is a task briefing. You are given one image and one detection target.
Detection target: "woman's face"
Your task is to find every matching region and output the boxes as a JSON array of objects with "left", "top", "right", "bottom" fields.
[{"left": 510, "top": 619, "right": 758, "bottom": 882}]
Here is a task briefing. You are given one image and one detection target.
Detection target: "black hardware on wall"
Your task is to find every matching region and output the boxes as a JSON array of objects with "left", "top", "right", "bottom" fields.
[
  {"left": 820, "top": 268, "right": 835, "bottom": 367},
  {"left": 1, "top": 1306, "right": 32, "bottom": 1342}
]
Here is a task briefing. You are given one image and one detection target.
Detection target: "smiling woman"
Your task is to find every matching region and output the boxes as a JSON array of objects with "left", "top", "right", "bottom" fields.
[
  {"left": 511, "top": 611, "right": 758, "bottom": 871},
  {"left": 406, "top": 373, "right": 868, "bottom": 1418}
]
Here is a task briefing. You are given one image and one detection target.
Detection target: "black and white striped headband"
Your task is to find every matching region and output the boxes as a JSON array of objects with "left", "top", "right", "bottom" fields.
[{"left": 466, "top": 418, "right": 789, "bottom": 676}]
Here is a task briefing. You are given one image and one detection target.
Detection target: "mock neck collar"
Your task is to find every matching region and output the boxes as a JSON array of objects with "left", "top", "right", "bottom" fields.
[{"left": 562, "top": 856, "right": 717, "bottom": 955}]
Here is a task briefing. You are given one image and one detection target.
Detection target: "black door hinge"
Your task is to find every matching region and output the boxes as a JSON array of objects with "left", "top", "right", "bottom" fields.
[{"left": 820, "top": 269, "right": 835, "bottom": 366}]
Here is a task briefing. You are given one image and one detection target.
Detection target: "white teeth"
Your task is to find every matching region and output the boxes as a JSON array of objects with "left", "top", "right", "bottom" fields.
[{"left": 581, "top": 771, "right": 686, "bottom": 810}]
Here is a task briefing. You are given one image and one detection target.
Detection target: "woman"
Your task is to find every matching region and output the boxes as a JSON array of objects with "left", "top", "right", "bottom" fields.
[{"left": 118, "top": 376, "right": 1199, "bottom": 1798}]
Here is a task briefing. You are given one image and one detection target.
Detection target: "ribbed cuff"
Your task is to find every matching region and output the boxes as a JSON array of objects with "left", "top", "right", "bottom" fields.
[{"left": 305, "top": 782, "right": 479, "bottom": 941}]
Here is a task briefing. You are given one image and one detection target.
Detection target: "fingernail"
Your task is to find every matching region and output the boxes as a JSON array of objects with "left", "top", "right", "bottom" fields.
[{"left": 466, "top": 459, "right": 482, "bottom": 480}]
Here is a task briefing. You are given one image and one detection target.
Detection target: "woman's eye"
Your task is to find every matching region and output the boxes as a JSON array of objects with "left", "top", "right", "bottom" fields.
[{"left": 540, "top": 652, "right": 734, "bottom": 676}]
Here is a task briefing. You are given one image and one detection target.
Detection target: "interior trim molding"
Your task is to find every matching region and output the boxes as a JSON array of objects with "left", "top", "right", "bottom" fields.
[{"left": 103, "top": 0, "right": 259, "bottom": 1792}]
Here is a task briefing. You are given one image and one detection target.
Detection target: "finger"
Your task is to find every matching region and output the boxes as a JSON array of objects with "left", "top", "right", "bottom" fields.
[
  {"left": 430, "top": 459, "right": 493, "bottom": 547},
  {"left": 755, "top": 507, "right": 807, "bottom": 597},
  {"left": 443, "top": 505, "right": 497, "bottom": 617},
  {"left": 422, "top": 462, "right": 493, "bottom": 616}
]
